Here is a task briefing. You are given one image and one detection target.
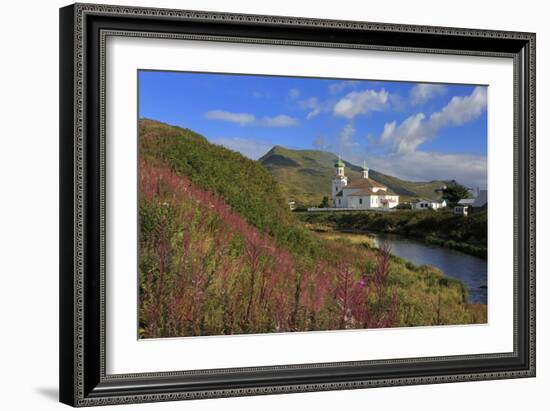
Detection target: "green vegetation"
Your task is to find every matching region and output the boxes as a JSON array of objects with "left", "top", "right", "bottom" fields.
[
  {"left": 441, "top": 181, "right": 473, "bottom": 206},
  {"left": 138, "top": 119, "right": 486, "bottom": 338},
  {"left": 140, "top": 119, "right": 320, "bottom": 258},
  {"left": 319, "top": 196, "right": 330, "bottom": 208},
  {"left": 298, "top": 209, "right": 488, "bottom": 258},
  {"left": 259, "top": 145, "right": 448, "bottom": 206}
]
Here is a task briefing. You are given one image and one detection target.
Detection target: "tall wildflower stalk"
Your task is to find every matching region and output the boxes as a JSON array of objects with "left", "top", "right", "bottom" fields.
[{"left": 333, "top": 243, "right": 398, "bottom": 329}]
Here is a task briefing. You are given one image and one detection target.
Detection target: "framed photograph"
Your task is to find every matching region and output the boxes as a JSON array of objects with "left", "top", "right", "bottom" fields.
[{"left": 59, "top": 3, "right": 535, "bottom": 407}]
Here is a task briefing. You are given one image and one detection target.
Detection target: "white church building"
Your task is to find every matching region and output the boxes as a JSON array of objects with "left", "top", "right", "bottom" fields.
[{"left": 332, "top": 159, "right": 399, "bottom": 209}]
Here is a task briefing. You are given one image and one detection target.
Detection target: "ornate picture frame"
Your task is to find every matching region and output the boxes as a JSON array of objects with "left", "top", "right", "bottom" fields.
[{"left": 59, "top": 3, "right": 535, "bottom": 407}]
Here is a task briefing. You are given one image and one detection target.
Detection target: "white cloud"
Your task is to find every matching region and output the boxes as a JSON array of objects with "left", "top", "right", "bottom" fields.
[
  {"left": 204, "top": 110, "right": 256, "bottom": 126},
  {"left": 328, "top": 80, "right": 360, "bottom": 94},
  {"left": 334, "top": 144, "right": 486, "bottom": 189},
  {"left": 210, "top": 137, "right": 274, "bottom": 160},
  {"left": 428, "top": 86, "right": 487, "bottom": 129},
  {"left": 333, "top": 86, "right": 488, "bottom": 188},
  {"left": 381, "top": 113, "right": 427, "bottom": 155},
  {"left": 379, "top": 86, "right": 487, "bottom": 155},
  {"left": 204, "top": 110, "right": 299, "bottom": 128},
  {"left": 300, "top": 97, "right": 322, "bottom": 120},
  {"left": 261, "top": 115, "right": 300, "bottom": 127},
  {"left": 410, "top": 84, "right": 447, "bottom": 105},
  {"left": 366, "top": 151, "right": 487, "bottom": 189},
  {"left": 380, "top": 121, "right": 397, "bottom": 143},
  {"left": 338, "top": 123, "right": 358, "bottom": 147},
  {"left": 289, "top": 88, "right": 301, "bottom": 99},
  {"left": 333, "top": 89, "right": 389, "bottom": 119}
]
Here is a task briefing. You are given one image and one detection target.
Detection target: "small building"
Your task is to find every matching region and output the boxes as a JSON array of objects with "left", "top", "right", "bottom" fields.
[
  {"left": 453, "top": 190, "right": 488, "bottom": 216},
  {"left": 454, "top": 205, "right": 469, "bottom": 216},
  {"left": 288, "top": 200, "right": 296, "bottom": 210},
  {"left": 412, "top": 199, "right": 447, "bottom": 210},
  {"left": 457, "top": 198, "right": 475, "bottom": 206},
  {"left": 432, "top": 199, "right": 447, "bottom": 209},
  {"left": 412, "top": 199, "right": 431, "bottom": 210}
]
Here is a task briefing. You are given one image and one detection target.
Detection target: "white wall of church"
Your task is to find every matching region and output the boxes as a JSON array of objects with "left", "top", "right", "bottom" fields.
[
  {"left": 347, "top": 197, "right": 364, "bottom": 209},
  {"left": 332, "top": 193, "right": 400, "bottom": 210},
  {"left": 386, "top": 196, "right": 399, "bottom": 208},
  {"left": 371, "top": 196, "right": 378, "bottom": 207},
  {"left": 335, "top": 196, "right": 346, "bottom": 208}
]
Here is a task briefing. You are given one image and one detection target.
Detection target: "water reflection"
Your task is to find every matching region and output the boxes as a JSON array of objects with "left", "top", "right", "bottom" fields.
[{"left": 368, "top": 232, "right": 487, "bottom": 304}]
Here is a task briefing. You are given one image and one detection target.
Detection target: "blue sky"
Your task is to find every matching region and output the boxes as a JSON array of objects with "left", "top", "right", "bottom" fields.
[{"left": 139, "top": 70, "right": 488, "bottom": 189}]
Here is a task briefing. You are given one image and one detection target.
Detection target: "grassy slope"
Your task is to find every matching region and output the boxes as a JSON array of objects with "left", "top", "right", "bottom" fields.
[
  {"left": 140, "top": 119, "right": 320, "bottom": 258},
  {"left": 259, "top": 145, "right": 448, "bottom": 206},
  {"left": 139, "top": 119, "right": 486, "bottom": 335}
]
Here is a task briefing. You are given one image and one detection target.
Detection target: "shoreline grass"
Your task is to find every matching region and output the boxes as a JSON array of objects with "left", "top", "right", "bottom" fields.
[{"left": 298, "top": 210, "right": 487, "bottom": 258}]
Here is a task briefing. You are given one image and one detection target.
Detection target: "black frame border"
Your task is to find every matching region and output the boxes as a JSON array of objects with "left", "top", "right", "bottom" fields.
[{"left": 60, "top": 3, "right": 535, "bottom": 407}]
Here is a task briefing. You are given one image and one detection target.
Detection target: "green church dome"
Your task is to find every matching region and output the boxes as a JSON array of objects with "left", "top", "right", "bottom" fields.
[{"left": 335, "top": 159, "right": 345, "bottom": 168}]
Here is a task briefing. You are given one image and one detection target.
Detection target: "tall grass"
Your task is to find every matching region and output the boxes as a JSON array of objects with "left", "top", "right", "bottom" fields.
[{"left": 139, "top": 160, "right": 399, "bottom": 338}]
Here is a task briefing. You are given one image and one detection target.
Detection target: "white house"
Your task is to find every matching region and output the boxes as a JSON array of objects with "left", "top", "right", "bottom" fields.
[
  {"left": 412, "top": 199, "right": 447, "bottom": 210},
  {"left": 454, "top": 198, "right": 475, "bottom": 215},
  {"left": 457, "top": 198, "right": 475, "bottom": 207},
  {"left": 454, "top": 205, "right": 469, "bottom": 216},
  {"left": 454, "top": 190, "right": 487, "bottom": 216},
  {"left": 332, "top": 159, "right": 399, "bottom": 209}
]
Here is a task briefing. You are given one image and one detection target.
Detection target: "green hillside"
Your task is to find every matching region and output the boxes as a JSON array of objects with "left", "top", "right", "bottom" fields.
[
  {"left": 139, "top": 119, "right": 319, "bottom": 257},
  {"left": 259, "top": 145, "right": 449, "bottom": 206}
]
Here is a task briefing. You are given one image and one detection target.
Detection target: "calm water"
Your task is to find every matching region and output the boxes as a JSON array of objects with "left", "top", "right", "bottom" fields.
[{"left": 367, "top": 232, "right": 487, "bottom": 304}]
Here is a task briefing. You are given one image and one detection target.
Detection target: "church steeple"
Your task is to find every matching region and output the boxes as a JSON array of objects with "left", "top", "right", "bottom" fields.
[
  {"left": 335, "top": 156, "right": 345, "bottom": 179},
  {"left": 362, "top": 161, "right": 369, "bottom": 179},
  {"left": 332, "top": 156, "right": 348, "bottom": 206}
]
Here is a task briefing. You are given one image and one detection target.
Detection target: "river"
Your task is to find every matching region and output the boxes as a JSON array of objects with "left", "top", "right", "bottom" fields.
[{"left": 366, "top": 231, "right": 487, "bottom": 304}]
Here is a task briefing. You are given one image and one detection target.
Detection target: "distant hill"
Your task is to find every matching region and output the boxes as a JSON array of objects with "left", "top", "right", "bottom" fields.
[{"left": 259, "top": 145, "right": 448, "bottom": 206}]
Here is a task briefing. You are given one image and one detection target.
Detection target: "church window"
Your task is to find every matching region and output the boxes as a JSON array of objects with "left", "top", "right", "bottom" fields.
[{"left": 359, "top": 198, "right": 363, "bottom": 205}]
